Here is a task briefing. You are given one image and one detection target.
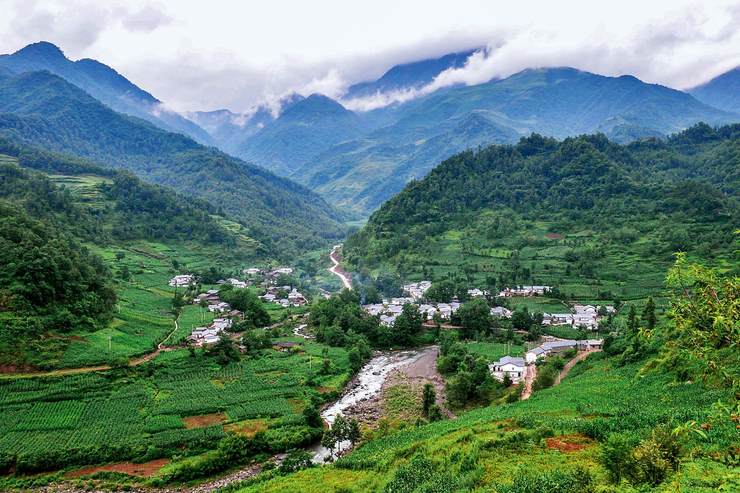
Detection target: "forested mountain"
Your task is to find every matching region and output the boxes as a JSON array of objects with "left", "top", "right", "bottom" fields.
[
  {"left": 237, "top": 94, "right": 369, "bottom": 176},
  {"left": 690, "top": 66, "right": 740, "bottom": 115},
  {"left": 343, "top": 49, "right": 477, "bottom": 100},
  {"left": 345, "top": 123, "right": 738, "bottom": 298},
  {"left": 0, "top": 69, "right": 346, "bottom": 257},
  {"left": 0, "top": 42, "right": 212, "bottom": 144},
  {"left": 0, "top": 137, "right": 261, "bottom": 363},
  {"left": 299, "top": 68, "right": 737, "bottom": 213}
]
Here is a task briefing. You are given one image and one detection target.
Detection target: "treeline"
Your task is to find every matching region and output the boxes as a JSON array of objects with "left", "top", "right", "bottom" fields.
[{"left": 0, "top": 138, "right": 243, "bottom": 247}]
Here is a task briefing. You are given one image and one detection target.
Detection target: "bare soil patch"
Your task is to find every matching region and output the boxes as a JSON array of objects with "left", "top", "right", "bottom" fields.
[
  {"left": 183, "top": 412, "right": 226, "bottom": 429},
  {"left": 66, "top": 458, "right": 170, "bottom": 478},
  {"left": 225, "top": 418, "right": 268, "bottom": 437},
  {"left": 545, "top": 233, "right": 564, "bottom": 239},
  {"left": 546, "top": 434, "right": 592, "bottom": 453}
]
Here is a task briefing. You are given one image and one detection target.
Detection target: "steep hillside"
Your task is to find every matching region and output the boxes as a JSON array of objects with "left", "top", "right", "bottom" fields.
[
  {"left": 0, "top": 42, "right": 212, "bottom": 144},
  {"left": 345, "top": 124, "right": 739, "bottom": 301},
  {"left": 299, "top": 68, "right": 738, "bottom": 214},
  {"left": 0, "top": 70, "right": 346, "bottom": 257},
  {"left": 690, "top": 66, "right": 740, "bottom": 114},
  {"left": 237, "top": 94, "right": 368, "bottom": 176}
]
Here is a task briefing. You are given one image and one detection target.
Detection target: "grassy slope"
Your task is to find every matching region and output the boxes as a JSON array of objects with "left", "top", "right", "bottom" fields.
[{"left": 234, "top": 355, "right": 738, "bottom": 492}]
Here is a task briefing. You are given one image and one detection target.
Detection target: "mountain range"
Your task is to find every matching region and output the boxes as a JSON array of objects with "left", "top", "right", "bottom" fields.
[
  {"left": 0, "top": 42, "right": 738, "bottom": 218},
  {"left": 188, "top": 51, "right": 739, "bottom": 214}
]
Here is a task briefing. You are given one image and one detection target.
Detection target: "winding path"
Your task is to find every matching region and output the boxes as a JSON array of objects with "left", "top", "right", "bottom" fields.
[
  {"left": 329, "top": 244, "right": 352, "bottom": 290},
  {"left": 554, "top": 349, "right": 601, "bottom": 385}
]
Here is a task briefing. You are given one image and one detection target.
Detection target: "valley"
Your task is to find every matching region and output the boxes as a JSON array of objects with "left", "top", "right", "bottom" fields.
[{"left": 0, "top": 23, "right": 737, "bottom": 493}]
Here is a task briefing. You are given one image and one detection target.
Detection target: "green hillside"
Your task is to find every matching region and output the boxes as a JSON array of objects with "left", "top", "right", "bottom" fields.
[
  {"left": 345, "top": 124, "right": 739, "bottom": 306},
  {"left": 0, "top": 70, "right": 346, "bottom": 258},
  {"left": 0, "top": 140, "right": 262, "bottom": 368}
]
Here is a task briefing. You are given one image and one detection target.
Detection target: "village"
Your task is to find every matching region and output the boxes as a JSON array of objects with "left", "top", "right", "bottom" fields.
[
  {"left": 169, "top": 266, "right": 309, "bottom": 347},
  {"left": 362, "top": 282, "right": 613, "bottom": 331},
  {"left": 174, "top": 268, "right": 615, "bottom": 388}
]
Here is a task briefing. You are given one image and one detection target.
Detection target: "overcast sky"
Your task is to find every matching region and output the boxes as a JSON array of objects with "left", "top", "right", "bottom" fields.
[{"left": 1, "top": 0, "right": 739, "bottom": 112}]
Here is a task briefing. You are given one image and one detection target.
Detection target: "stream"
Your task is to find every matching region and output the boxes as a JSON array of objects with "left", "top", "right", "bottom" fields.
[{"left": 310, "top": 348, "right": 427, "bottom": 462}]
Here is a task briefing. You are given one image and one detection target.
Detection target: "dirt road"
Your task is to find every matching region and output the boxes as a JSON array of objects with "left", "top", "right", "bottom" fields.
[
  {"left": 520, "top": 364, "right": 537, "bottom": 400},
  {"left": 555, "top": 349, "right": 601, "bottom": 385},
  {"left": 329, "top": 244, "right": 352, "bottom": 290}
]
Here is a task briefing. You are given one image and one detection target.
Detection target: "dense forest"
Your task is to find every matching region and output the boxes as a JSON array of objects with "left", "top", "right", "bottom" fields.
[
  {"left": 345, "top": 124, "right": 739, "bottom": 292},
  {"left": 0, "top": 70, "right": 346, "bottom": 258}
]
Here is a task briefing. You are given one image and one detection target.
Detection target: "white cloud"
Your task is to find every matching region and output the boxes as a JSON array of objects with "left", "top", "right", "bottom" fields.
[{"left": 0, "top": 0, "right": 737, "bottom": 112}]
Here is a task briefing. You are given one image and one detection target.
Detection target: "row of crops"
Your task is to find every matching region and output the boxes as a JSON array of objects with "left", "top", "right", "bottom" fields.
[{"left": 0, "top": 343, "right": 349, "bottom": 461}]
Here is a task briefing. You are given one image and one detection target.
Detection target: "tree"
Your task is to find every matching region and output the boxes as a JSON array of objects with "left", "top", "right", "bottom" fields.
[
  {"left": 422, "top": 383, "right": 436, "bottom": 417},
  {"left": 659, "top": 253, "right": 739, "bottom": 391},
  {"left": 642, "top": 296, "right": 657, "bottom": 331},
  {"left": 511, "top": 307, "right": 533, "bottom": 330},
  {"left": 115, "top": 251, "right": 125, "bottom": 262},
  {"left": 346, "top": 419, "right": 361, "bottom": 446},
  {"left": 457, "top": 298, "right": 493, "bottom": 338},
  {"left": 348, "top": 347, "right": 363, "bottom": 372},
  {"left": 206, "top": 335, "right": 240, "bottom": 365},
  {"left": 302, "top": 404, "right": 323, "bottom": 428},
  {"left": 393, "top": 304, "right": 423, "bottom": 346},
  {"left": 626, "top": 305, "right": 638, "bottom": 334},
  {"left": 427, "top": 404, "right": 443, "bottom": 422}
]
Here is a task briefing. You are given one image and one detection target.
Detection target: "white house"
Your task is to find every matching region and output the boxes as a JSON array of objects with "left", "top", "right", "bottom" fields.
[
  {"left": 403, "top": 281, "right": 432, "bottom": 301},
  {"left": 467, "top": 288, "right": 486, "bottom": 298},
  {"left": 525, "top": 347, "right": 546, "bottom": 364},
  {"left": 498, "top": 285, "right": 551, "bottom": 297},
  {"left": 208, "top": 302, "right": 231, "bottom": 313},
  {"left": 490, "top": 306, "right": 512, "bottom": 318},
  {"left": 243, "top": 268, "right": 262, "bottom": 276},
  {"left": 227, "top": 278, "right": 248, "bottom": 289},
  {"left": 169, "top": 274, "right": 194, "bottom": 287},
  {"left": 489, "top": 356, "right": 526, "bottom": 384}
]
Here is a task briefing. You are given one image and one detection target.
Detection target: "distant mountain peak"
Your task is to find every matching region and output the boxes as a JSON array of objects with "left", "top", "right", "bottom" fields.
[
  {"left": 10, "top": 41, "right": 67, "bottom": 64},
  {"left": 14, "top": 41, "right": 65, "bottom": 56},
  {"left": 344, "top": 48, "right": 479, "bottom": 100}
]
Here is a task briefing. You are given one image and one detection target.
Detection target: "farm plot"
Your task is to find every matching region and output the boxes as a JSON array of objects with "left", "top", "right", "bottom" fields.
[{"left": 0, "top": 342, "right": 350, "bottom": 472}]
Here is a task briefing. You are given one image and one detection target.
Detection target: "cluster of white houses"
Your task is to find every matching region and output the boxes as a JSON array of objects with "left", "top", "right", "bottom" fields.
[
  {"left": 363, "top": 281, "right": 515, "bottom": 327},
  {"left": 169, "top": 274, "right": 195, "bottom": 287},
  {"left": 242, "top": 267, "right": 294, "bottom": 280},
  {"left": 402, "top": 281, "right": 432, "bottom": 301},
  {"left": 260, "top": 285, "right": 308, "bottom": 307},
  {"left": 498, "top": 285, "right": 551, "bottom": 297},
  {"left": 364, "top": 300, "right": 464, "bottom": 326},
  {"left": 542, "top": 304, "right": 614, "bottom": 331},
  {"left": 490, "top": 338, "right": 603, "bottom": 384},
  {"left": 188, "top": 317, "right": 233, "bottom": 345}
]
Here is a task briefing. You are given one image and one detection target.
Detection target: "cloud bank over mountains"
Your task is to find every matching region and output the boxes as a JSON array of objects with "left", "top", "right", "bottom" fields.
[{"left": 0, "top": 0, "right": 738, "bottom": 113}]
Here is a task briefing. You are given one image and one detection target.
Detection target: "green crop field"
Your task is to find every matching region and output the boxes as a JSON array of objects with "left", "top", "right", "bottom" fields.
[
  {"left": 232, "top": 355, "right": 738, "bottom": 492},
  {"left": 0, "top": 340, "right": 351, "bottom": 476},
  {"left": 464, "top": 341, "right": 524, "bottom": 361}
]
